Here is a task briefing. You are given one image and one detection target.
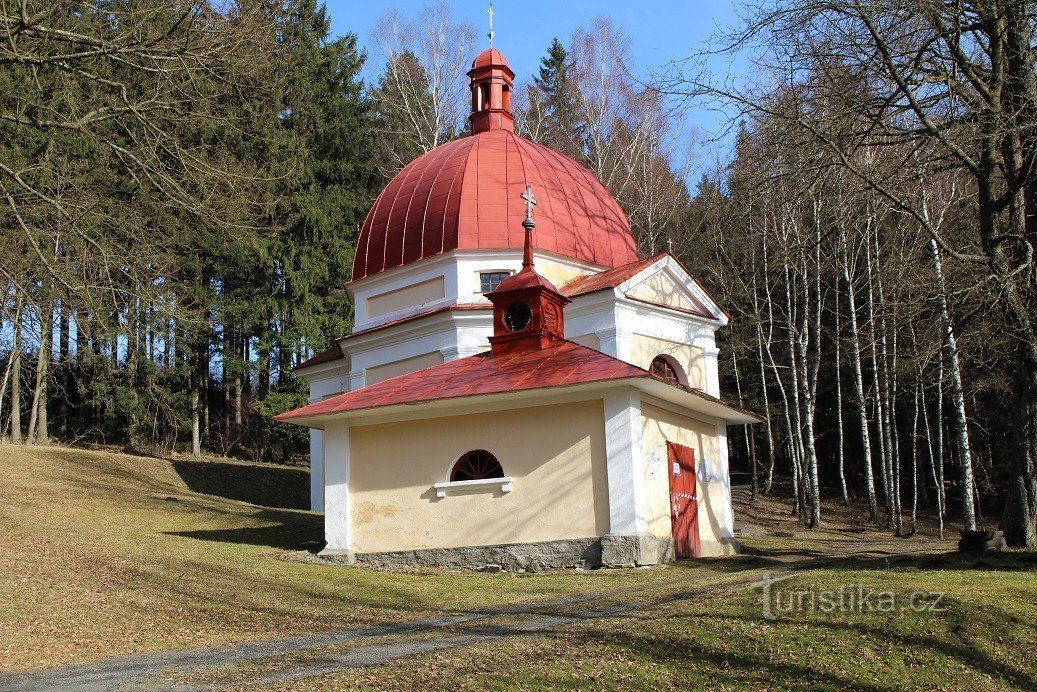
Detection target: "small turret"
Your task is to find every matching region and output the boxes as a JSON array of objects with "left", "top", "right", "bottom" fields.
[{"left": 486, "top": 186, "right": 571, "bottom": 357}]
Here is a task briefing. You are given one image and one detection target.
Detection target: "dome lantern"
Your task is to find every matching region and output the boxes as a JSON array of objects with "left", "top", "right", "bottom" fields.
[{"left": 468, "top": 48, "right": 515, "bottom": 134}]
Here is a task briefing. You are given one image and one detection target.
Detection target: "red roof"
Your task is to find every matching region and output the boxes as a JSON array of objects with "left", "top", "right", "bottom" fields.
[
  {"left": 472, "top": 48, "right": 510, "bottom": 69},
  {"left": 351, "top": 129, "right": 640, "bottom": 282},
  {"left": 276, "top": 340, "right": 650, "bottom": 421},
  {"left": 562, "top": 254, "right": 665, "bottom": 297},
  {"left": 297, "top": 345, "right": 344, "bottom": 370}
]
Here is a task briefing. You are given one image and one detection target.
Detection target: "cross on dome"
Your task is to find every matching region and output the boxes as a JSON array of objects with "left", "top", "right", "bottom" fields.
[
  {"left": 520, "top": 185, "right": 537, "bottom": 268},
  {"left": 486, "top": 4, "right": 495, "bottom": 48},
  {"left": 520, "top": 185, "right": 537, "bottom": 227}
]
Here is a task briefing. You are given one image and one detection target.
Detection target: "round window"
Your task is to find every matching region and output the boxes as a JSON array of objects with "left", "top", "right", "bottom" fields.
[{"left": 504, "top": 301, "right": 532, "bottom": 331}]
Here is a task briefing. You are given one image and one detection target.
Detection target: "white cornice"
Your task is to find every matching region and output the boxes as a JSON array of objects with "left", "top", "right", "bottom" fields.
[
  {"left": 348, "top": 248, "right": 606, "bottom": 299},
  {"left": 341, "top": 307, "right": 492, "bottom": 356}
]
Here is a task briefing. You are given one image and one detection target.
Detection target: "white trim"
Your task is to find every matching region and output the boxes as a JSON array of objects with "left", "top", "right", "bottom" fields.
[
  {"left": 716, "top": 422, "right": 735, "bottom": 540},
  {"left": 309, "top": 428, "right": 325, "bottom": 512},
  {"left": 434, "top": 477, "right": 514, "bottom": 497},
  {"left": 348, "top": 248, "right": 603, "bottom": 332},
  {"left": 323, "top": 423, "right": 351, "bottom": 550},
  {"left": 604, "top": 387, "right": 648, "bottom": 534}
]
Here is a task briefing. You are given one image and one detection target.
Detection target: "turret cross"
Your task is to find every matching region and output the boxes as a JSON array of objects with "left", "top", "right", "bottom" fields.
[
  {"left": 487, "top": 4, "right": 495, "bottom": 47},
  {"left": 520, "top": 185, "right": 537, "bottom": 226}
]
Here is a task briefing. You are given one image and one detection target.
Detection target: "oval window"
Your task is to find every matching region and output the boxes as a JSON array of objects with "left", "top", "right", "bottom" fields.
[{"left": 504, "top": 301, "right": 531, "bottom": 331}]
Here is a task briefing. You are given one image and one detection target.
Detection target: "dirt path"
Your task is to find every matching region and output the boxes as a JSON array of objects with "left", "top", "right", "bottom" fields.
[{"left": 0, "top": 539, "right": 941, "bottom": 692}]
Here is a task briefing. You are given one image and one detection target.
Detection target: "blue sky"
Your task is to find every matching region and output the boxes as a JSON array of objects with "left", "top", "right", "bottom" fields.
[{"left": 324, "top": 0, "right": 747, "bottom": 179}]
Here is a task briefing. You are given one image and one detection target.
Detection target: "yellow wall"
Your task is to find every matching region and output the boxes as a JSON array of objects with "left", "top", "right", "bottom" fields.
[
  {"left": 630, "top": 334, "right": 705, "bottom": 389},
  {"left": 538, "top": 261, "right": 586, "bottom": 290},
  {"left": 347, "top": 400, "right": 610, "bottom": 553},
  {"left": 365, "top": 351, "right": 444, "bottom": 385},
  {"left": 640, "top": 402, "right": 729, "bottom": 556},
  {"left": 367, "top": 276, "right": 445, "bottom": 318}
]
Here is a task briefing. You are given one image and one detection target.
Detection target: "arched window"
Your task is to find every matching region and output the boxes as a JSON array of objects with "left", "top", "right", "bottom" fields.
[
  {"left": 451, "top": 450, "right": 504, "bottom": 482},
  {"left": 650, "top": 355, "right": 686, "bottom": 386},
  {"left": 480, "top": 82, "right": 491, "bottom": 111}
]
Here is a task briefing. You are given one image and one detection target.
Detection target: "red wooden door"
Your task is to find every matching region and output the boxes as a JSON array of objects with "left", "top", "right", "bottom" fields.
[{"left": 667, "top": 442, "right": 701, "bottom": 558}]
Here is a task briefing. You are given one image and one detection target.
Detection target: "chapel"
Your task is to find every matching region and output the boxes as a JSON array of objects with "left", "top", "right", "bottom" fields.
[{"left": 275, "top": 46, "right": 758, "bottom": 569}]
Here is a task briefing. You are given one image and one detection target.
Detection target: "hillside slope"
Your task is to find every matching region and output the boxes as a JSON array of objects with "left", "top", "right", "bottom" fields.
[{"left": 0, "top": 445, "right": 675, "bottom": 672}]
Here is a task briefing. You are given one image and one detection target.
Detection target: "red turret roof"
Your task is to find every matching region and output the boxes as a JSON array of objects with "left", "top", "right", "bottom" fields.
[{"left": 472, "top": 47, "right": 510, "bottom": 68}]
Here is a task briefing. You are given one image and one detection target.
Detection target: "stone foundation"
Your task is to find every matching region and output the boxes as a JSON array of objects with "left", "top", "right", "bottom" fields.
[
  {"left": 317, "top": 532, "right": 738, "bottom": 572},
  {"left": 317, "top": 533, "right": 691, "bottom": 572},
  {"left": 600, "top": 532, "right": 674, "bottom": 566}
]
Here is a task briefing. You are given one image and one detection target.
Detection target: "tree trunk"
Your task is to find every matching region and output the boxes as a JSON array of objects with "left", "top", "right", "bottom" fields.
[
  {"left": 10, "top": 295, "right": 23, "bottom": 444},
  {"left": 1002, "top": 343, "right": 1037, "bottom": 547},
  {"left": 750, "top": 248, "right": 776, "bottom": 493},
  {"left": 840, "top": 227, "right": 878, "bottom": 523},
  {"left": 866, "top": 238, "right": 894, "bottom": 529},
  {"left": 921, "top": 375, "right": 944, "bottom": 539},
  {"left": 910, "top": 384, "right": 920, "bottom": 536},
  {"left": 834, "top": 297, "right": 848, "bottom": 505},
  {"left": 732, "top": 347, "right": 758, "bottom": 500},
  {"left": 235, "top": 329, "right": 244, "bottom": 428},
  {"left": 57, "top": 304, "right": 68, "bottom": 436},
  {"left": 928, "top": 239, "right": 977, "bottom": 531},
  {"left": 0, "top": 304, "right": 14, "bottom": 438},
  {"left": 26, "top": 301, "right": 52, "bottom": 445},
  {"left": 190, "top": 330, "right": 205, "bottom": 458}
]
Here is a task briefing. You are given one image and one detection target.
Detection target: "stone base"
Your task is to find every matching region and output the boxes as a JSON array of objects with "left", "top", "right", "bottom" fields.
[
  {"left": 316, "top": 532, "right": 737, "bottom": 572},
  {"left": 600, "top": 533, "right": 674, "bottom": 566},
  {"left": 700, "top": 536, "right": 741, "bottom": 557},
  {"left": 317, "top": 548, "right": 355, "bottom": 564},
  {"left": 321, "top": 538, "right": 601, "bottom": 572}
]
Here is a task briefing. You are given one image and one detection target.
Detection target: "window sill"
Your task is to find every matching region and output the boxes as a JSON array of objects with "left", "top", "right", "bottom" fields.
[{"left": 434, "top": 477, "right": 514, "bottom": 498}]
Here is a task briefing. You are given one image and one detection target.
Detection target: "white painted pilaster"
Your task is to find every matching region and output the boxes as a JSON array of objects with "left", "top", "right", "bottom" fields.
[
  {"left": 595, "top": 326, "right": 632, "bottom": 362},
  {"left": 703, "top": 346, "right": 721, "bottom": 397},
  {"left": 348, "top": 369, "right": 365, "bottom": 391},
  {"left": 323, "top": 422, "right": 352, "bottom": 551},
  {"left": 309, "top": 428, "right": 325, "bottom": 512},
  {"left": 603, "top": 387, "right": 648, "bottom": 534}
]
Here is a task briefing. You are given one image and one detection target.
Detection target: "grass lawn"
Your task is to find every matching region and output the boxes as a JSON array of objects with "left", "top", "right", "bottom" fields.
[
  {"left": 0, "top": 444, "right": 676, "bottom": 672},
  {"left": 1, "top": 443, "right": 1035, "bottom": 690},
  {"left": 298, "top": 552, "right": 1037, "bottom": 691}
]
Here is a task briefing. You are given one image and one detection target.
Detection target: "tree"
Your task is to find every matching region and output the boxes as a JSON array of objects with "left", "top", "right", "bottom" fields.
[
  {"left": 672, "top": 0, "right": 1037, "bottom": 547},
  {"left": 522, "top": 38, "right": 586, "bottom": 160},
  {"left": 369, "top": 2, "right": 475, "bottom": 173}
]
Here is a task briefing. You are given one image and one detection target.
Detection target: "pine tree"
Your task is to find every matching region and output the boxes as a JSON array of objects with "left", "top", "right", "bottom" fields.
[
  {"left": 529, "top": 38, "right": 585, "bottom": 160},
  {"left": 370, "top": 49, "right": 437, "bottom": 175}
]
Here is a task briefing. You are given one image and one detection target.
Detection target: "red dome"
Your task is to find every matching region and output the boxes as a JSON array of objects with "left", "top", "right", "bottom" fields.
[
  {"left": 352, "top": 129, "right": 640, "bottom": 281},
  {"left": 472, "top": 47, "right": 509, "bottom": 69}
]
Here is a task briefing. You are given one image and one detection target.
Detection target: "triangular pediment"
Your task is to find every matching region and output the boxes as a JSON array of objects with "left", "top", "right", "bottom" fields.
[{"left": 619, "top": 256, "right": 727, "bottom": 324}]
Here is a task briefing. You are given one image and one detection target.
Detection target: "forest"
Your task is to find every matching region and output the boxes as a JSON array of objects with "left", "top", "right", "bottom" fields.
[{"left": 1, "top": 0, "right": 1034, "bottom": 549}]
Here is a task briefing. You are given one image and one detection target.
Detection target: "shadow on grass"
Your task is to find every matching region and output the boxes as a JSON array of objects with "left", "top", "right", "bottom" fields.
[
  {"left": 165, "top": 507, "right": 323, "bottom": 551},
  {"left": 171, "top": 458, "right": 310, "bottom": 511},
  {"left": 636, "top": 591, "right": 1037, "bottom": 689}
]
